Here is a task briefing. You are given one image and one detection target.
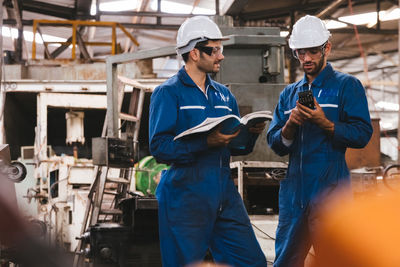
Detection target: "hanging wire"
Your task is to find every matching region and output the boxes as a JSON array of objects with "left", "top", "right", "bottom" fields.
[
  {"left": 251, "top": 222, "right": 276, "bottom": 240},
  {"left": 348, "top": 0, "right": 400, "bottom": 154},
  {"left": 348, "top": 0, "right": 370, "bottom": 87}
]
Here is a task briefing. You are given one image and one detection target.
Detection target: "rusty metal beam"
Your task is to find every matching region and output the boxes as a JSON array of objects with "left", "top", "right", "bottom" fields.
[
  {"left": 316, "top": 0, "right": 347, "bottom": 19},
  {"left": 221, "top": 0, "right": 249, "bottom": 16},
  {"left": 21, "top": 1, "right": 76, "bottom": 19}
]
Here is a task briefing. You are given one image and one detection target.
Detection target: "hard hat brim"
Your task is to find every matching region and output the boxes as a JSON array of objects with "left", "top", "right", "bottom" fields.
[{"left": 176, "top": 36, "right": 230, "bottom": 55}]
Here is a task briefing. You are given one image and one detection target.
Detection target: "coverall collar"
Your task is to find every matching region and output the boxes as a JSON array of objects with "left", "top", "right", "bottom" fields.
[
  {"left": 177, "top": 66, "right": 221, "bottom": 93},
  {"left": 298, "top": 62, "right": 334, "bottom": 88}
]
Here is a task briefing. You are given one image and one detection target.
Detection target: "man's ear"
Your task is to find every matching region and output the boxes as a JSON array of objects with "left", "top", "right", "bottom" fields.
[
  {"left": 325, "top": 42, "right": 332, "bottom": 57},
  {"left": 189, "top": 49, "right": 200, "bottom": 62}
]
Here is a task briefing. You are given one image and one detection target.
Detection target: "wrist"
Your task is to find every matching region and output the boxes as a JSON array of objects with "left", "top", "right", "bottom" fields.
[
  {"left": 320, "top": 118, "right": 334, "bottom": 135},
  {"left": 282, "top": 123, "right": 296, "bottom": 140}
]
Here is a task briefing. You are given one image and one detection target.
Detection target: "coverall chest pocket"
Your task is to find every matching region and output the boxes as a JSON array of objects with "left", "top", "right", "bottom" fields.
[
  {"left": 317, "top": 93, "right": 339, "bottom": 122},
  {"left": 213, "top": 104, "right": 232, "bottom": 117},
  {"left": 179, "top": 106, "right": 207, "bottom": 128}
]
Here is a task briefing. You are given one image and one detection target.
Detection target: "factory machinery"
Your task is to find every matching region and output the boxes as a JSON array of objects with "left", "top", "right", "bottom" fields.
[{"left": 0, "top": 15, "right": 290, "bottom": 266}]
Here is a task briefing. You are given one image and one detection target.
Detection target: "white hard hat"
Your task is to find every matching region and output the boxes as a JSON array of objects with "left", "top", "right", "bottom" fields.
[
  {"left": 289, "top": 15, "right": 331, "bottom": 49},
  {"left": 176, "top": 16, "right": 229, "bottom": 55}
]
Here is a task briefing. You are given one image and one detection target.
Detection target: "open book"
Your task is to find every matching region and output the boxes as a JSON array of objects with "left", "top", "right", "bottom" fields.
[{"left": 174, "top": 110, "right": 272, "bottom": 149}]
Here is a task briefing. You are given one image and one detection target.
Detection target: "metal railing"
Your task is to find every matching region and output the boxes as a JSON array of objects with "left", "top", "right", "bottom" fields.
[{"left": 32, "top": 19, "right": 140, "bottom": 60}]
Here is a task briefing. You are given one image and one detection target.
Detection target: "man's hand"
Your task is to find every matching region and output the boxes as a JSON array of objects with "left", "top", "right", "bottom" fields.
[
  {"left": 297, "top": 97, "right": 334, "bottom": 134},
  {"left": 249, "top": 122, "right": 267, "bottom": 134},
  {"left": 281, "top": 104, "right": 306, "bottom": 140},
  {"left": 207, "top": 125, "right": 240, "bottom": 147}
]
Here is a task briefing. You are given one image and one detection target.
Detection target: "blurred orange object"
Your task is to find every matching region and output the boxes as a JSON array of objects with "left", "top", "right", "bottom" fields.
[
  {"left": 314, "top": 188, "right": 400, "bottom": 267},
  {"left": 186, "top": 262, "right": 232, "bottom": 267}
]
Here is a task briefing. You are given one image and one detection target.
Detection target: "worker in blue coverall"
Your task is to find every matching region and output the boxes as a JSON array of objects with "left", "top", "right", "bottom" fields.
[
  {"left": 267, "top": 15, "right": 373, "bottom": 267},
  {"left": 149, "top": 16, "right": 267, "bottom": 267}
]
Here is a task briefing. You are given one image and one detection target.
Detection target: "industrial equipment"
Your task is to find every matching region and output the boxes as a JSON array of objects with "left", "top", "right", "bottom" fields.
[
  {"left": 0, "top": 144, "right": 27, "bottom": 183},
  {"left": 383, "top": 164, "right": 400, "bottom": 191},
  {"left": 230, "top": 161, "right": 287, "bottom": 214},
  {"left": 0, "top": 15, "right": 288, "bottom": 266},
  {"left": 135, "top": 156, "right": 169, "bottom": 196},
  {"left": 92, "top": 137, "right": 136, "bottom": 168}
]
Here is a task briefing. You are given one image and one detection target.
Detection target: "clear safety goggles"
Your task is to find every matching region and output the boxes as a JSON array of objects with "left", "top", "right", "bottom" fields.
[
  {"left": 293, "top": 42, "right": 327, "bottom": 60},
  {"left": 195, "top": 45, "right": 224, "bottom": 56}
]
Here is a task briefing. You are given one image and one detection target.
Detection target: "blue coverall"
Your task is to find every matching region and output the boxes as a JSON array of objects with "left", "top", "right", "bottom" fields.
[
  {"left": 149, "top": 67, "right": 267, "bottom": 267},
  {"left": 267, "top": 63, "right": 373, "bottom": 267}
]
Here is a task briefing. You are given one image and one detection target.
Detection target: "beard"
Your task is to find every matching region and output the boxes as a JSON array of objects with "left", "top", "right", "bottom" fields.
[
  {"left": 198, "top": 52, "right": 220, "bottom": 74},
  {"left": 302, "top": 54, "right": 325, "bottom": 76}
]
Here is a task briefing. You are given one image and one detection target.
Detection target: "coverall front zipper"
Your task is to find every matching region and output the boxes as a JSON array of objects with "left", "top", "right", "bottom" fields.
[{"left": 300, "top": 83, "right": 313, "bottom": 209}]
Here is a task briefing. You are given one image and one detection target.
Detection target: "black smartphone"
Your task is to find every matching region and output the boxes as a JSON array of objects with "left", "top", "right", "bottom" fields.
[{"left": 298, "top": 90, "right": 315, "bottom": 109}]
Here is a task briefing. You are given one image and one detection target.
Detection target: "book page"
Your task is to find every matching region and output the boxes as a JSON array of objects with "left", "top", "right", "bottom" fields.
[
  {"left": 174, "top": 114, "right": 240, "bottom": 140},
  {"left": 240, "top": 111, "right": 273, "bottom": 125}
]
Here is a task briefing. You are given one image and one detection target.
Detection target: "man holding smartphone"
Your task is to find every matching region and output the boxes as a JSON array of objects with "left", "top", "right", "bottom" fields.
[{"left": 267, "top": 15, "right": 373, "bottom": 267}]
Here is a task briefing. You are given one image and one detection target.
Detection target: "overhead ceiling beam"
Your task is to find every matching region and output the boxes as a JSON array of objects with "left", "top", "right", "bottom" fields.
[
  {"left": 238, "top": 1, "right": 337, "bottom": 20},
  {"left": 330, "top": 27, "right": 397, "bottom": 34},
  {"left": 221, "top": 0, "right": 250, "bottom": 16},
  {"left": 99, "top": 11, "right": 198, "bottom": 18},
  {"left": 76, "top": 0, "right": 92, "bottom": 19},
  {"left": 22, "top": 1, "right": 76, "bottom": 19},
  {"left": 3, "top": 19, "right": 34, "bottom": 25},
  {"left": 316, "top": 0, "right": 347, "bottom": 19},
  {"left": 120, "top": 23, "right": 179, "bottom": 30},
  {"left": 237, "top": 0, "right": 375, "bottom": 20}
]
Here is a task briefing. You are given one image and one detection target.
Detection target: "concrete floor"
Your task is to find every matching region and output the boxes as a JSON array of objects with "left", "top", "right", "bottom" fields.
[
  {"left": 250, "top": 215, "right": 279, "bottom": 266},
  {"left": 251, "top": 214, "right": 318, "bottom": 267}
]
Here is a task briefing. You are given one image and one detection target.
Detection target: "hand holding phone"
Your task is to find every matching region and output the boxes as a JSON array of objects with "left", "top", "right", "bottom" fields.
[{"left": 298, "top": 90, "right": 315, "bottom": 109}]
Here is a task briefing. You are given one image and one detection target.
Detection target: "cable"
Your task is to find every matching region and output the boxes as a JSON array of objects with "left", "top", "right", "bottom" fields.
[
  {"left": 251, "top": 222, "right": 275, "bottom": 240},
  {"left": 348, "top": 0, "right": 370, "bottom": 87},
  {"left": 347, "top": 0, "right": 400, "bottom": 156}
]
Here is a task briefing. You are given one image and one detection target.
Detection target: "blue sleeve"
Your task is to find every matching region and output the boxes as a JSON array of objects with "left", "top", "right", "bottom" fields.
[
  {"left": 149, "top": 86, "right": 208, "bottom": 165},
  {"left": 333, "top": 77, "right": 373, "bottom": 148},
  {"left": 266, "top": 88, "right": 294, "bottom": 156},
  {"left": 229, "top": 92, "right": 259, "bottom": 156}
]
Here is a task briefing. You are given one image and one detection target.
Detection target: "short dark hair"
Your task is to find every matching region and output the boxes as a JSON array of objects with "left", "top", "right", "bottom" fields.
[
  {"left": 181, "top": 40, "right": 210, "bottom": 63},
  {"left": 195, "top": 40, "right": 209, "bottom": 48},
  {"left": 181, "top": 52, "right": 189, "bottom": 62}
]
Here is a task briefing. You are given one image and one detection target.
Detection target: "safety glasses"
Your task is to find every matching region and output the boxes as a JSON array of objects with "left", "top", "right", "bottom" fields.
[
  {"left": 195, "top": 45, "right": 223, "bottom": 56},
  {"left": 293, "top": 42, "right": 327, "bottom": 60}
]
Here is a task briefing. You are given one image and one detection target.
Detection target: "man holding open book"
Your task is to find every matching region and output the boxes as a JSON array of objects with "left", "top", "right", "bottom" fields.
[{"left": 149, "top": 16, "right": 267, "bottom": 267}]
